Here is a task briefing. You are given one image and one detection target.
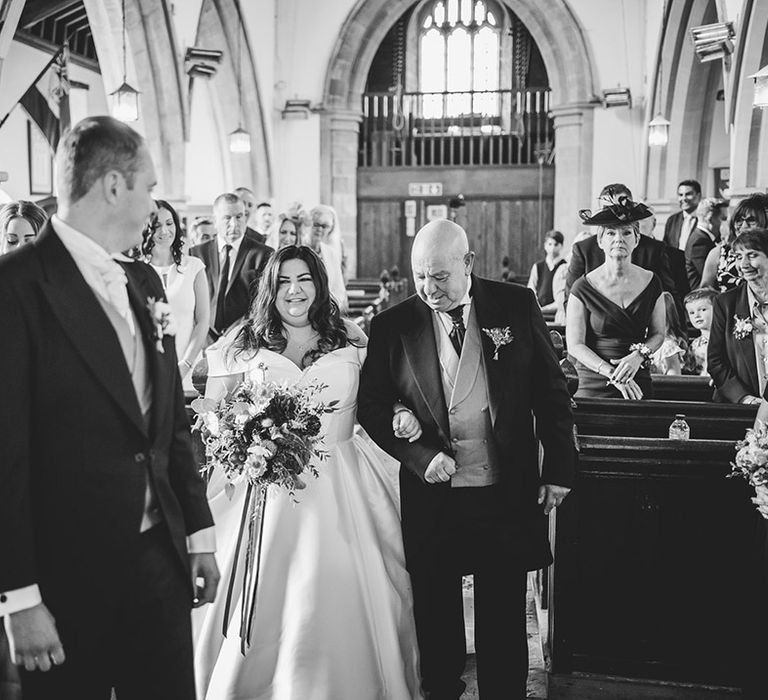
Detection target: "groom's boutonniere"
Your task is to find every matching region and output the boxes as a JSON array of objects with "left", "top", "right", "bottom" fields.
[
  {"left": 733, "top": 315, "right": 754, "bottom": 341},
  {"left": 482, "top": 326, "right": 514, "bottom": 360},
  {"left": 146, "top": 297, "right": 176, "bottom": 353}
]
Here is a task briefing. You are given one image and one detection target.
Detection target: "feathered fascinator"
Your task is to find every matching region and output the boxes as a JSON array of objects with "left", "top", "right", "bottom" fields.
[{"left": 578, "top": 187, "right": 653, "bottom": 226}]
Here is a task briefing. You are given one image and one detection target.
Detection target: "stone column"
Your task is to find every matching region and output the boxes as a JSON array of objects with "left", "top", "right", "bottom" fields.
[
  {"left": 322, "top": 108, "right": 362, "bottom": 279},
  {"left": 550, "top": 102, "right": 596, "bottom": 247}
]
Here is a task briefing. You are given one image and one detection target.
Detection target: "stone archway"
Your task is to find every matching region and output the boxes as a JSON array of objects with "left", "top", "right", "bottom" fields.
[
  {"left": 322, "top": 0, "right": 598, "bottom": 274},
  {"left": 644, "top": 0, "right": 721, "bottom": 205},
  {"left": 727, "top": 0, "right": 768, "bottom": 197},
  {"left": 193, "top": 0, "right": 272, "bottom": 197},
  {"left": 84, "top": 0, "right": 272, "bottom": 208},
  {"left": 84, "top": 0, "right": 188, "bottom": 203}
]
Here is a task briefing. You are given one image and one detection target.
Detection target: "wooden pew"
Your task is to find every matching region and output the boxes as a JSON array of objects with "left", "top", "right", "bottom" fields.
[
  {"left": 650, "top": 375, "right": 713, "bottom": 402},
  {"left": 573, "top": 397, "right": 755, "bottom": 440},
  {"left": 549, "top": 435, "right": 759, "bottom": 698}
]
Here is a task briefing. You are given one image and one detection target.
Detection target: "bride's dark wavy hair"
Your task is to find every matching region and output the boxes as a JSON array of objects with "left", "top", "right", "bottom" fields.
[{"left": 231, "top": 245, "right": 361, "bottom": 367}]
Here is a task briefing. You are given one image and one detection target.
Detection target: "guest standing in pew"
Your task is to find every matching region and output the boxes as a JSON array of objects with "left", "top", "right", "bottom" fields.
[
  {"left": 650, "top": 291, "right": 688, "bottom": 375},
  {"left": 709, "top": 228, "right": 768, "bottom": 404},
  {"left": 564, "top": 183, "right": 676, "bottom": 301},
  {"left": 553, "top": 231, "right": 593, "bottom": 325},
  {"left": 190, "top": 192, "right": 273, "bottom": 342},
  {"left": 685, "top": 287, "right": 717, "bottom": 375},
  {"left": 527, "top": 229, "right": 565, "bottom": 314},
  {"left": 0, "top": 200, "right": 47, "bottom": 255},
  {"left": 700, "top": 193, "right": 768, "bottom": 292},
  {"left": 141, "top": 200, "right": 210, "bottom": 392},
  {"left": 684, "top": 197, "right": 728, "bottom": 290},
  {"left": 566, "top": 190, "right": 665, "bottom": 399}
]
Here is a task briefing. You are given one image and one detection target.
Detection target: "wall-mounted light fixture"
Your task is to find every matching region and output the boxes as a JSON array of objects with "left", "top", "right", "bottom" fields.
[
  {"left": 602, "top": 87, "right": 632, "bottom": 109},
  {"left": 749, "top": 65, "right": 768, "bottom": 108},
  {"left": 281, "top": 99, "right": 314, "bottom": 120},
  {"left": 185, "top": 47, "right": 223, "bottom": 79},
  {"left": 111, "top": 0, "right": 140, "bottom": 122},
  {"left": 691, "top": 22, "right": 735, "bottom": 65}
]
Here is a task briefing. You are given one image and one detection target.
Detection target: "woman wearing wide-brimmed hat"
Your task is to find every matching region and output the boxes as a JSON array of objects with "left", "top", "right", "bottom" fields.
[{"left": 565, "top": 188, "right": 666, "bottom": 399}]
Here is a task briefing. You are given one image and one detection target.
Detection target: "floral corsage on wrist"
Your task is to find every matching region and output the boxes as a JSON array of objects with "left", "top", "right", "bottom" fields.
[
  {"left": 733, "top": 315, "right": 754, "bottom": 341},
  {"left": 629, "top": 342, "right": 652, "bottom": 368},
  {"left": 147, "top": 297, "right": 177, "bottom": 353}
]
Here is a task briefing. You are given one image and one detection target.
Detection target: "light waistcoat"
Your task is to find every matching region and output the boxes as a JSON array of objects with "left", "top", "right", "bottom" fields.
[
  {"left": 433, "top": 302, "right": 501, "bottom": 488},
  {"left": 95, "top": 296, "right": 162, "bottom": 530}
]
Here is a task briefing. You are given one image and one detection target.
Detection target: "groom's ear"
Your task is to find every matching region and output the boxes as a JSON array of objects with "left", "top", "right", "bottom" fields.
[{"left": 101, "top": 170, "right": 122, "bottom": 204}]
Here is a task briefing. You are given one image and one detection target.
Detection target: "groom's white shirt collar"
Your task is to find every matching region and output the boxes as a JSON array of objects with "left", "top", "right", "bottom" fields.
[{"left": 52, "top": 215, "right": 136, "bottom": 335}]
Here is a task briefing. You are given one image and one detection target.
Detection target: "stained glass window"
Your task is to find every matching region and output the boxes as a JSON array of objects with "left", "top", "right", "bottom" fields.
[{"left": 418, "top": 0, "right": 502, "bottom": 117}]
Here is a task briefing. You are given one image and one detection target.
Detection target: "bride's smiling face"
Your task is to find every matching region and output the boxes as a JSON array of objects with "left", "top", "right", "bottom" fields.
[{"left": 276, "top": 259, "right": 317, "bottom": 326}]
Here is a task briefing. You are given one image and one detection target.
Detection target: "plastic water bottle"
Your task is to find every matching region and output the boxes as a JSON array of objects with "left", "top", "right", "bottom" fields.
[{"left": 668, "top": 414, "right": 690, "bottom": 440}]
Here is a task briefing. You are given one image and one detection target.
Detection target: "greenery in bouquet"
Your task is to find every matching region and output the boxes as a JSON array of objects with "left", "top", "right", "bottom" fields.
[
  {"left": 730, "top": 420, "right": 768, "bottom": 488},
  {"left": 191, "top": 373, "right": 337, "bottom": 498}
]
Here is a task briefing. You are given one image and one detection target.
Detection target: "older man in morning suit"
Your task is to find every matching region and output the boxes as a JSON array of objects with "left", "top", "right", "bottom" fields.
[
  {"left": 190, "top": 192, "right": 272, "bottom": 341},
  {"left": 358, "top": 220, "right": 575, "bottom": 699}
]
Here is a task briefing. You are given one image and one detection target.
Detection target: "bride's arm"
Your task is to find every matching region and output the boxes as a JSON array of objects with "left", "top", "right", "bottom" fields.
[
  {"left": 201, "top": 366, "right": 244, "bottom": 503},
  {"left": 205, "top": 373, "right": 243, "bottom": 402}
]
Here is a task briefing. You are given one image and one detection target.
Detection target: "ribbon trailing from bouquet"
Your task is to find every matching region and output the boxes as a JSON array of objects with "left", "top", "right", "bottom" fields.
[{"left": 222, "top": 483, "right": 268, "bottom": 655}]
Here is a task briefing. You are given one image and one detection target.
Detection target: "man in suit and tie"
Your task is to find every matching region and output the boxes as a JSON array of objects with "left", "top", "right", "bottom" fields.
[
  {"left": 685, "top": 197, "right": 727, "bottom": 289},
  {"left": 358, "top": 220, "right": 575, "bottom": 700},
  {"left": 663, "top": 179, "right": 702, "bottom": 251},
  {"left": 0, "top": 116, "right": 219, "bottom": 699},
  {"left": 564, "top": 183, "right": 678, "bottom": 300},
  {"left": 190, "top": 192, "right": 272, "bottom": 341},
  {"left": 234, "top": 186, "right": 267, "bottom": 245}
]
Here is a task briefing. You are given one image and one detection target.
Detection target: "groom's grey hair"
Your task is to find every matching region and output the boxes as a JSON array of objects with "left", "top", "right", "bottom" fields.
[{"left": 55, "top": 116, "right": 145, "bottom": 206}]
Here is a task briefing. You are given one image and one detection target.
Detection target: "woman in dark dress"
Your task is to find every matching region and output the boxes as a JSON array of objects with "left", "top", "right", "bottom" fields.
[{"left": 566, "top": 190, "right": 666, "bottom": 399}]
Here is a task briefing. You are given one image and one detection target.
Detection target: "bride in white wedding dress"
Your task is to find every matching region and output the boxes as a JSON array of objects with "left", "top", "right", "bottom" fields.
[{"left": 194, "top": 245, "right": 422, "bottom": 700}]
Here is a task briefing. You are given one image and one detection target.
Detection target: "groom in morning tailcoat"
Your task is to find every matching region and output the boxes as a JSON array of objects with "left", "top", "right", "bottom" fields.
[
  {"left": 0, "top": 116, "right": 219, "bottom": 700},
  {"left": 358, "top": 220, "right": 576, "bottom": 700}
]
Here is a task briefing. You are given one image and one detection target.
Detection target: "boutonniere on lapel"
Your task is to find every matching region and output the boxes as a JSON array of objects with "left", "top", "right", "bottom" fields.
[
  {"left": 733, "top": 315, "right": 754, "bottom": 341},
  {"left": 482, "top": 326, "right": 514, "bottom": 360},
  {"left": 146, "top": 297, "right": 177, "bottom": 353}
]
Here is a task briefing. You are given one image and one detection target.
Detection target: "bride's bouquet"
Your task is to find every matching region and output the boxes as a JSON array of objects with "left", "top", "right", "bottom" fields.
[
  {"left": 191, "top": 367, "right": 336, "bottom": 653},
  {"left": 191, "top": 375, "right": 335, "bottom": 497},
  {"left": 730, "top": 421, "right": 768, "bottom": 487}
]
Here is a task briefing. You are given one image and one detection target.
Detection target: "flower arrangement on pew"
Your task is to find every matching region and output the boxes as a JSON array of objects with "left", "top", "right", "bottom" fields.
[
  {"left": 191, "top": 367, "right": 336, "bottom": 652},
  {"left": 730, "top": 421, "right": 768, "bottom": 518}
]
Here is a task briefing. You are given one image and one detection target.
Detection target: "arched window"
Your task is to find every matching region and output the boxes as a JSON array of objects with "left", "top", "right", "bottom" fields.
[{"left": 418, "top": 0, "right": 503, "bottom": 117}]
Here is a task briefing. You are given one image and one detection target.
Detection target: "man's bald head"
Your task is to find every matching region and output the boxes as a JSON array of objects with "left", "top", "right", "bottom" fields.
[
  {"left": 411, "top": 219, "right": 474, "bottom": 312},
  {"left": 412, "top": 219, "right": 469, "bottom": 264}
]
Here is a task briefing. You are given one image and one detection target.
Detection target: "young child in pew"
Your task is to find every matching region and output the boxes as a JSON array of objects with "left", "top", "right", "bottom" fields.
[
  {"left": 684, "top": 287, "right": 718, "bottom": 376},
  {"left": 651, "top": 292, "right": 689, "bottom": 375}
]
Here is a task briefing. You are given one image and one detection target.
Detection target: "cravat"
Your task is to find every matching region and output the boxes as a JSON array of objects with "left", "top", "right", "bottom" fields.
[
  {"left": 447, "top": 305, "right": 466, "bottom": 357},
  {"left": 214, "top": 244, "right": 232, "bottom": 330},
  {"left": 93, "top": 257, "right": 133, "bottom": 333}
]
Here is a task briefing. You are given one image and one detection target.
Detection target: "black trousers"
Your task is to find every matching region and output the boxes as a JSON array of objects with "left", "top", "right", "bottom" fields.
[
  {"left": 410, "top": 486, "right": 529, "bottom": 700},
  {"left": 21, "top": 524, "right": 195, "bottom": 700}
]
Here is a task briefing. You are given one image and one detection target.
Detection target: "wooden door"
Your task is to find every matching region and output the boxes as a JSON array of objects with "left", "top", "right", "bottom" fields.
[{"left": 357, "top": 195, "right": 553, "bottom": 285}]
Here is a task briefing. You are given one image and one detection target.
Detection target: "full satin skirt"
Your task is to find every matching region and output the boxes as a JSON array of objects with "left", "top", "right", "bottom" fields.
[{"left": 194, "top": 432, "right": 422, "bottom": 700}]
